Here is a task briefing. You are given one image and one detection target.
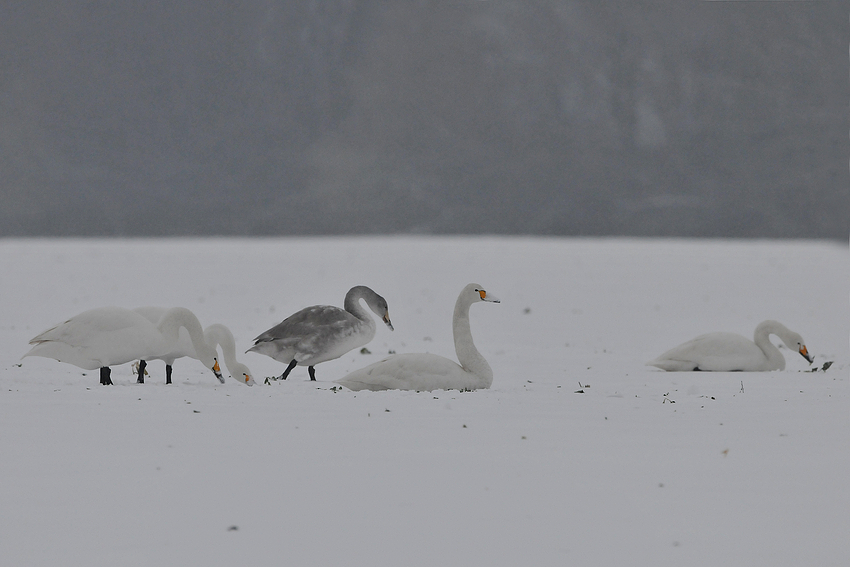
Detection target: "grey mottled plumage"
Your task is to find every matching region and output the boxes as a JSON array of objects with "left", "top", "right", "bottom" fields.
[{"left": 247, "top": 286, "right": 393, "bottom": 381}]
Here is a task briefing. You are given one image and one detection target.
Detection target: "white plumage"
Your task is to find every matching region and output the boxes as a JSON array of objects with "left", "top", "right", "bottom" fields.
[
  {"left": 646, "top": 319, "right": 813, "bottom": 372},
  {"left": 23, "top": 306, "right": 223, "bottom": 385},
  {"left": 133, "top": 307, "right": 254, "bottom": 386},
  {"left": 336, "top": 283, "right": 499, "bottom": 392}
]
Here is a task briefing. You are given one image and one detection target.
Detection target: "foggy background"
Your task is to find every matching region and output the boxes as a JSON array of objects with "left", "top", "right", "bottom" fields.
[{"left": 1, "top": 1, "right": 846, "bottom": 239}]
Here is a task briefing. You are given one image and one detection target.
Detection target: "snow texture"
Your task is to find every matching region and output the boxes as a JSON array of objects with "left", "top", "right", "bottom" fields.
[{"left": 1, "top": 237, "right": 847, "bottom": 566}]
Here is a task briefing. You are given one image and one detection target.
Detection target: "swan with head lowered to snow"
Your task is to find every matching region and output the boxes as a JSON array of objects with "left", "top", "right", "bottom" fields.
[
  {"left": 247, "top": 285, "right": 393, "bottom": 381},
  {"left": 23, "top": 306, "right": 223, "bottom": 385},
  {"left": 133, "top": 306, "right": 254, "bottom": 386},
  {"left": 646, "top": 319, "right": 813, "bottom": 372},
  {"left": 335, "top": 283, "right": 500, "bottom": 392}
]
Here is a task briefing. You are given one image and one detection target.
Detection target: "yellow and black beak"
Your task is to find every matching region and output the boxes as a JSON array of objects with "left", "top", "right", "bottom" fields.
[
  {"left": 212, "top": 359, "right": 225, "bottom": 383},
  {"left": 383, "top": 312, "right": 394, "bottom": 331},
  {"left": 479, "top": 289, "right": 500, "bottom": 303},
  {"left": 799, "top": 345, "right": 814, "bottom": 364}
]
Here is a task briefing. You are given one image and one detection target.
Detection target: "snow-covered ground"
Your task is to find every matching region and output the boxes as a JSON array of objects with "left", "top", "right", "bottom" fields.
[{"left": 1, "top": 237, "right": 847, "bottom": 566}]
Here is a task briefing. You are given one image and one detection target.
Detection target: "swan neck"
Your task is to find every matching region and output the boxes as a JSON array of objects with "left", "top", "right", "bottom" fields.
[
  {"left": 452, "top": 296, "right": 492, "bottom": 385},
  {"left": 159, "top": 308, "right": 208, "bottom": 357},
  {"left": 753, "top": 321, "right": 786, "bottom": 371},
  {"left": 344, "top": 287, "right": 374, "bottom": 325},
  {"left": 208, "top": 326, "right": 238, "bottom": 371},
  {"left": 220, "top": 339, "right": 238, "bottom": 371}
]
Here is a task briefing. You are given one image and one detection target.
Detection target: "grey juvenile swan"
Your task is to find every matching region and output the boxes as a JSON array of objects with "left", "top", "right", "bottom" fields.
[{"left": 247, "top": 286, "right": 393, "bottom": 381}]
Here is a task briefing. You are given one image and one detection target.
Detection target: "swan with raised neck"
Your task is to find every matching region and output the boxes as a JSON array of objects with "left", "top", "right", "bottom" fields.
[
  {"left": 248, "top": 285, "right": 394, "bottom": 381},
  {"left": 335, "top": 283, "right": 500, "bottom": 392}
]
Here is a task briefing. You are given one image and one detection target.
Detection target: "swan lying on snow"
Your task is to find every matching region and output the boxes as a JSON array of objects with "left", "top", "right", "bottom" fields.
[
  {"left": 247, "top": 286, "right": 393, "bottom": 381},
  {"left": 646, "top": 319, "right": 813, "bottom": 372},
  {"left": 23, "top": 306, "right": 223, "bottom": 385},
  {"left": 133, "top": 307, "right": 254, "bottom": 386},
  {"left": 335, "top": 283, "right": 499, "bottom": 392}
]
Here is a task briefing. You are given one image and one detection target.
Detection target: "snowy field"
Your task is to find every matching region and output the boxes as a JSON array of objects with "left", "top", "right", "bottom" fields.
[{"left": 1, "top": 236, "right": 847, "bottom": 566}]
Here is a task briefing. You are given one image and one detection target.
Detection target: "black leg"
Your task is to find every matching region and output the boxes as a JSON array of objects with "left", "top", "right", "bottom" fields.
[
  {"left": 137, "top": 360, "right": 147, "bottom": 384},
  {"left": 278, "top": 359, "right": 298, "bottom": 381},
  {"left": 308, "top": 366, "right": 316, "bottom": 381},
  {"left": 100, "top": 367, "right": 113, "bottom": 386},
  {"left": 165, "top": 364, "right": 173, "bottom": 385}
]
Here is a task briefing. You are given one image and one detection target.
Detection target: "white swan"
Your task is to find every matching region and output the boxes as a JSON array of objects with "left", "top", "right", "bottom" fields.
[
  {"left": 204, "top": 324, "right": 255, "bottom": 386},
  {"left": 335, "top": 283, "right": 499, "bottom": 392},
  {"left": 247, "top": 285, "right": 394, "bottom": 381},
  {"left": 646, "top": 319, "right": 813, "bottom": 372},
  {"left": 23, "top": 306, "right": 223, "bottom": 385},
  {"left": 133, "top": 307, "right": 254, "bottom": 386}
]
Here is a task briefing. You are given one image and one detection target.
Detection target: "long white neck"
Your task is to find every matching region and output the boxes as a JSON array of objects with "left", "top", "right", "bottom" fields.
[
  {"left": 158, "top": 308, "right": 212, "bottom": 361},
  {"left": 204, "top": 324, "right": 253, "bottom": 385},
  {"left": 205, "top": 324, "right": 238, "bottom": 373},
  {"left": 753, "top": 320, "right": 787, "bottom": 371},
  {"left": 453, "top": 295, "right": 493, "bottom": 386}
]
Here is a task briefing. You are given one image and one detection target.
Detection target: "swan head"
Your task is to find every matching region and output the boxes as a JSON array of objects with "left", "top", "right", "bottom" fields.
[
  {"left": 774, "top": 325, "right": 813, "bottom": 364},
  {"left": 789, "top": 335, "right": 814, "bottom": 364},
  {"left": 208, "top": 354, "right": 225, "bottom": 382},
  {"left": 469, "top": 284, "right": 500, "bottom": 304},
  {"left": 371, "top": 294, "right": 394, "bottom": 331},
  {"left": 196, "top": 346, "right": 224, "bottom": 383},
  {"left": 228, "top": 362, "right": 255, "bottom": 386},
  {"left": 348, "top": 286, "right": 394, "bottom": 331},
  {"left": 759, "top": 320, "right": 813, "bottom": 366}
]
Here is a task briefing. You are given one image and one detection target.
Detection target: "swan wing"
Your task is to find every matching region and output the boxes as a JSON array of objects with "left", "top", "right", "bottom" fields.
[
  {"left": 250, "top": 306, "right": 371, "bottom": 363},
  {"left": 24, "top": 307, "right": 169, "bottom": 368},
  {"left": 253, "top": 306, "right": 354, "bottom": 342},
  {"left": 336, "top": 353, "right": 469, "bottom": 392},
  {"left": 23, "top": 341, "right": 103, "bottom": 370},
  {"left": 29, "top": 307, "right": 149, "bottom": 348},
  {"left": 648, "top": 332, "right": 767, "bottom": 371}
]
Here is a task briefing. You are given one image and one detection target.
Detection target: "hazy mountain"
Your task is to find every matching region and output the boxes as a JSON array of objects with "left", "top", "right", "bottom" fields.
[{"left": 1, "top": 1, "right": 846, "bottom": 238}]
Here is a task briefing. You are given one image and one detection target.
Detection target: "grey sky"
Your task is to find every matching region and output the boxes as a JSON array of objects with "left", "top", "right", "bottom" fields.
[{"left": 0, "top": 1, "right": 846, "bottom": 238}]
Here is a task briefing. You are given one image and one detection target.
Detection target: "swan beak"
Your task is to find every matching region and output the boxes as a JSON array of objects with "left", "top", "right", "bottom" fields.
[
  {"left": 480, "top": 290, "right": 500, "bottom": 303},
  {"left": 383, "top": 313, "right": 394, "bottom": 331},
  {"left": 244, "top": 374, "right": 254, "bottom": 386},
  {"left": 799, "top": 345, "right": 814, "bottom": 364},
  {"left": 212, "top": 359, "right": 225, "bottom": 383}
]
